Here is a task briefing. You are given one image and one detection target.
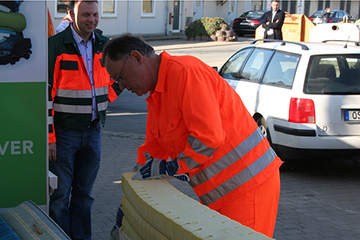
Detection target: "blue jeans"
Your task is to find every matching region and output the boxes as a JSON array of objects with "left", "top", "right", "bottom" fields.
[{"left": 49, "top": 124, "right": 101, "bottom": 240}]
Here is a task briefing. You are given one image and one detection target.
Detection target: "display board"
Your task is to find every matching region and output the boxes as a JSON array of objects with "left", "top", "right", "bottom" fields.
[{"left": 0, "top": 1, "right": 47, "bottom": 208}]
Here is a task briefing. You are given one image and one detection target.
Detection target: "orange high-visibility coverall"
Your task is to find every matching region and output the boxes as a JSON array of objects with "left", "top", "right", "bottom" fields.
[{"left": 137, "top": 51, "right": 283, "bottom": 237}]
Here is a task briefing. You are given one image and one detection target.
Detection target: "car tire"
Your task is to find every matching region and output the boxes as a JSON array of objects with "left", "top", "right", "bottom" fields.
[
  {"left": 255, "top": 117, "right": 283, "bottom": 159},
  {"left": 256, "top": 117, "right": 270, "bottom": 141}
]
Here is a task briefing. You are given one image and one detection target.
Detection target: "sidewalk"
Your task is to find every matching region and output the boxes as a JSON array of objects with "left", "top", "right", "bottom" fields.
[{"left": 148, "top": 35, "right": 254, "bottom": 51}]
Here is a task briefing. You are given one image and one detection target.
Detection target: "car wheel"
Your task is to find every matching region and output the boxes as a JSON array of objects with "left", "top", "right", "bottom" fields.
[
  {"left": 256, "top": 117, "right": 280, "bottom": 158},
  {"left": 256, "top": 117, "right": 269, "bottom": 140}
]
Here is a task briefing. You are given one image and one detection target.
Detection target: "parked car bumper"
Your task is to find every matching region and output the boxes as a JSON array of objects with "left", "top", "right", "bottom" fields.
[
  {"left": 268, "top": 118, "right": 360, "bottom": 159},
  {"left": 234, "top": 28, "right": 257, "bottom": 33},
  {"left": 233, "top": 25, "right": 260, "bottom": 35},
  {"left": 273, "top": 144, "right": 360, "bottom": 160}
]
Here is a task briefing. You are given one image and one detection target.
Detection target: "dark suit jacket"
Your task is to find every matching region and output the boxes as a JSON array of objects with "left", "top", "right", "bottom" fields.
[
  {"left": 323, "top": 12, "right": 331, "bottom": 23},
  {"left": 261, "top": 9, "right": 285, "bottom": 40}
]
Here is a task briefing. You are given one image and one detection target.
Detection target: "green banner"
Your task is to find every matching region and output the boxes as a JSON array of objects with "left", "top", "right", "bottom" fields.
[
  {"left": 0, "top": 1, "right": 47, "bottom": 209},
  {"left": 0, "top": 82, "right": 47, "bottom": 207}
]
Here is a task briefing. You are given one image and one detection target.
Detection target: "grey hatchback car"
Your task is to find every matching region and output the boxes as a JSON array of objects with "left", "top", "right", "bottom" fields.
[{"left": 308, "top": 9, "right": 355, "bottom": 24}]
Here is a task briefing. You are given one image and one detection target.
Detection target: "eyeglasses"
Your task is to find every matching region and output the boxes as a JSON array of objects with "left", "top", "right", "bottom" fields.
[{"left": 115, "top": 56, "right": 129, "bottom": 84}]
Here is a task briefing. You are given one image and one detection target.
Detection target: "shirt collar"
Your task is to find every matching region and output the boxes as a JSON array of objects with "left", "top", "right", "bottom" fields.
[
  {"left": 70, "top": 23, "right": 95, "bottom": 45},
  {"left": 154, "top": 51, "right": 170, "bottom": 93}
]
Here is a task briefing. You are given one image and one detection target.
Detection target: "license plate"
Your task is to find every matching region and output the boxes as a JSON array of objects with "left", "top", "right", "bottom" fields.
[
  {"left": 344, "top": 110, "right": 360, "bottom": 121},
  {"left": 240, "top": 22, "right": 250, "bottom": 25}
]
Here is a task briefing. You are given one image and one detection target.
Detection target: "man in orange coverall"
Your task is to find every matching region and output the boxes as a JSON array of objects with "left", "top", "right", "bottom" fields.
[{"left": 102, "top": 33, "right": 283, "bottom": 238}]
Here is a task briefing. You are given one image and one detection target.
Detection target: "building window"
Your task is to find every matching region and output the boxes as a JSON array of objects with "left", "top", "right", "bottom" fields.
[
  {"left": 55, "top": 0, "right": 116, "bottom": 18},
  {"left": 346, "top": 0, "right": 351, "bottom": 13},
  {"left": 282, "top": 0, "right": 288, "bottom": 12},
  {"left": 101, "top": 0, "right": 116, "bottom": 17},
  {"left": 304, "top": 0, "right": 311, "bottom": 16},
  {"left": 317, "top": 0, "right": 323, "bottom": 10},
  {"left": 142, "top": 0, "right": 155, "bottom": 17},
  {"left": 340, "top": 0, "right": 345, "bottom": 10},
  {"left": 56, "top": 0, "right": 70, "bottom": 18},
  {"left": 290, "top": 0, "right": 296, "bottom": 13},
  {"left": 325, "top": 0, "right": 330, "bottom": 8}
]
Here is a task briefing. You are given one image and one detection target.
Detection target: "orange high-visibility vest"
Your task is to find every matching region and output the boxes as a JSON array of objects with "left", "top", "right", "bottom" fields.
[
  {"left": 48, "top": 27, "right": 120, "bottom": 143},
  {"left": 61, "top": 15, "right": 72, "bottom": 24},
  {"left": 137, "top": 51, "right": 282, "bottom": 211}
]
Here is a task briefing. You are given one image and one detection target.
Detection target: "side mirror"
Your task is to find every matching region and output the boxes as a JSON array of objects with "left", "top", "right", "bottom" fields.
[{"left": 212, "top": 66, "right": 218, "bottom": 71}]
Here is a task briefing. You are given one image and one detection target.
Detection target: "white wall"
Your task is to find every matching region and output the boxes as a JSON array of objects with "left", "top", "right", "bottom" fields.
[
  {"left": 203, "top": 0, "right": 230, "bottom": 20},
  {"left": 47, "top": 0, "right": 359, "bottom": 38},
  {"left": 48, "top": 0, "right": 168, "bottom": 37}
]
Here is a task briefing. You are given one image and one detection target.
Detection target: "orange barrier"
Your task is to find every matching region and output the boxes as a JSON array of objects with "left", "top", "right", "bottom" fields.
[
  {"left": 47, "top": 7, "right": 55, "bottom": 37},
  {"left": 256, "top": 13, "right": 315, "bottom": 42}
]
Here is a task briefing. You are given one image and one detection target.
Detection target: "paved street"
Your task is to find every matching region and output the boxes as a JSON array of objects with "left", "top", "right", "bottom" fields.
[
  {"left": 91, "top": 36, "right": 360, "bottom": 240},
  {"left": 274, "top": 158, "right": 360, "bottom": 240}
]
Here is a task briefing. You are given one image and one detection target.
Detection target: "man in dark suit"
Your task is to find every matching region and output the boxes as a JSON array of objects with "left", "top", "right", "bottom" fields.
[
  {"left": 262, "top": 0, "right": 285, "bottom": 40},
  {"left": 322, "top": 7, "right": 331, "bottom": 23}
]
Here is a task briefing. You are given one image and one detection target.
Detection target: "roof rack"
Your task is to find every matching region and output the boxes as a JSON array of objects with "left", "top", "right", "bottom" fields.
[
  {"left": 321, "top": 40, "right": 360, "bottom": 47},
  {"left": 251, "top": 39, "right": 309, "bottom": 50}
]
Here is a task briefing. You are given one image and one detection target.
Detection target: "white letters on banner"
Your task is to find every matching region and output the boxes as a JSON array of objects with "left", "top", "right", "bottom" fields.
[{"left": 0, "top": 140, "right": 34, "bottom": 155}]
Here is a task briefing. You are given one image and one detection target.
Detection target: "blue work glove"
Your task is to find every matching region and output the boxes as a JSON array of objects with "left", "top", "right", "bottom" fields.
[
  {"left": 132, "top": 152, "right": 189, "bottom": 181},
  {"left": 139, "top": 157, "right": 167, "bottom": 179},
  {"left": 163, "top": 158, "right": 190, "bottom": 181}
]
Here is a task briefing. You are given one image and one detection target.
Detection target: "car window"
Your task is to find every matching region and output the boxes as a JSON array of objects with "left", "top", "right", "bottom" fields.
[
  {"left": 262, "top": 51, "right": 300, "bottom": 88},
  {"left": 337, "top": 12, "right": 344, "bottom": 18},
  {"left": 317, "top": 57, "right": 340, "bottom": 77},
  {"left": 304, "top": 55, "right": 360, "bottom": 94},
  {"left": 245, "top": 11, "right": 265, "bottom": 18},
  {"left": 347, "top": 57, "right": 360, "bottom": 69},
  {"left": 220, "top": 48, "right": 253, "bottom": 79},
  {"left": 240, "top": 11, "right": 250, "bottom": 17},
  {"left": 313, "top": 10, "right": 325, "bottom": 17},
  {"left": 239, "top": 48, "right": 273, "bottom": 83}
]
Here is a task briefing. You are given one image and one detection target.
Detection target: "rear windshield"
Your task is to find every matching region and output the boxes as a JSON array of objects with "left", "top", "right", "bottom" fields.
[
  {"left": 304, "top": 54, "right": 360, "bottom": 94},
  {"left": 312, "top": 10, "right": 335, "bottom": 16},
  {"left": 240, "top": 11, "right": 265, "bottom": 18}
]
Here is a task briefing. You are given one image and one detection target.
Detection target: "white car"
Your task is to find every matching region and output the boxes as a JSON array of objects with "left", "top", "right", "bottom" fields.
[{"left": 219, "top": 40, "right": 360, "bottom": 160}]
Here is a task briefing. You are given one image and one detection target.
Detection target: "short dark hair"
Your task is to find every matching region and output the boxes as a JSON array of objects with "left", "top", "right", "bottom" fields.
[
  {"left": 102, "top": 33, "right": 155, "bottom": 63},
  {"left": 70, "top": 0, "right": 98, "bottom": 10}
]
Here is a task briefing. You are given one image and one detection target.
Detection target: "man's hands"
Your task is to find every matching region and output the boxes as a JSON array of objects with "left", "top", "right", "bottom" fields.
[
  {"left": 139, "top": 157, "right": 167, "bottom": 179},
  {"left": 49, "top": 143, "right": 56, "bottom": 161},
  {"left": 266, "top": 19, "right": 279, "bottom": 25},
  {"left": 132, "top": 154, "right": 189, "bottom": 181}
]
